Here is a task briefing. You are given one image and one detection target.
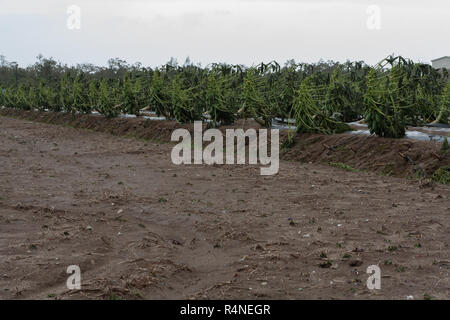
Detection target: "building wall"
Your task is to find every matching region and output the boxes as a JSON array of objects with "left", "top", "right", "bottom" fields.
[{"left": 432, "top": 57, "right": 450, "bottom": 70}]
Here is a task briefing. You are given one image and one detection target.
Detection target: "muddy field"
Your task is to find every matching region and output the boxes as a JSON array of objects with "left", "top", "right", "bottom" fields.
[{"left": 0, "top": 115, "right": 449, "bottom": 300}]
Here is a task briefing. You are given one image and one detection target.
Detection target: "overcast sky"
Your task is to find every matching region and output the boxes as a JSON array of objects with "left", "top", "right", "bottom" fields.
[{"left": 0, "top": 0, "right": 449, "bottom": 67}]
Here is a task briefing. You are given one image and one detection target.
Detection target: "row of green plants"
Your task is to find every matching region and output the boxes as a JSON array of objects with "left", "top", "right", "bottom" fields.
[
  {"left": 0, "top": 55, "right": 449, "bottom": 138},
  {"left": 364, "top": 56, "right": 450, "bottom": 138}
]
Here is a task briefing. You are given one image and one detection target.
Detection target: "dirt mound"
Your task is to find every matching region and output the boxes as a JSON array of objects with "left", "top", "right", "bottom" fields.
[
  {"left": 1, "top": 108, "right": 448, "bottom": 180},
  {"left": 283, "top": 133, "right": 449, "bottom": 179},
  {"left": 0, "top": 108, "right": 265, "bottom": 141},
  {"left": 0, "top": 108, "right": 191, "bottom": 142}
]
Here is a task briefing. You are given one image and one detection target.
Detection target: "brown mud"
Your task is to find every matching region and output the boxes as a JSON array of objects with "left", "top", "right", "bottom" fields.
[
  {"left": 0, "top": 111, "right": 449, "bottom": 300},
  {"left": 1, "top": 108, "right": 448, "bottom": 180}
]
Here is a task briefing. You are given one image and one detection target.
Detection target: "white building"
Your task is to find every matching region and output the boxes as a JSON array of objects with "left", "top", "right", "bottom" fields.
[{"left": 431, "top": 56, "right": 450, "bottom": 70}]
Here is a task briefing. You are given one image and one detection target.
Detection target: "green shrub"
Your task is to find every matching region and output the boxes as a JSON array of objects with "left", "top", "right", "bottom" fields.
[
  {"left": 442, "top": 137, "right": 449, "bottom": 153},
  {"left": 432, "top": 165, "right": 450, "bottom": 184}
]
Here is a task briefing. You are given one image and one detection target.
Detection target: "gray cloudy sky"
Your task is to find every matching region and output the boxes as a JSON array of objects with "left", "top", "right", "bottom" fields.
[{"left": 0, "top": 0, "right": 449, "bottom": 67}]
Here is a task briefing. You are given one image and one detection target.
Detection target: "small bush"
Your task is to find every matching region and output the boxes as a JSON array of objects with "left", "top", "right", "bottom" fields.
[
  {"left": 441, "top": 137, "right": 449, "bottom": 153},
  {"left": 431, "top": 165, "right": 450, "bottom": 185}
]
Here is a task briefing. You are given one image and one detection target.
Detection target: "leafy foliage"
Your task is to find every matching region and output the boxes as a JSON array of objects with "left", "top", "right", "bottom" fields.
[
  {"left": 432, "top": 165, "right": 450, "bottom": 184},
  {"left": 0, "top": 55, "right": 448, "bottom": 137},
  {"left": 293, "top": 76, "right": 351, "bottom": 134}
]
